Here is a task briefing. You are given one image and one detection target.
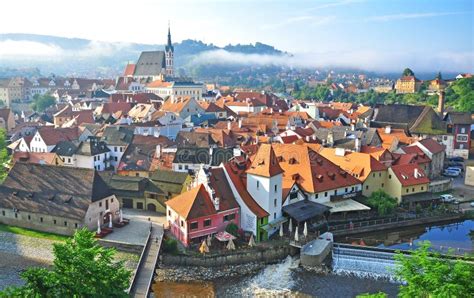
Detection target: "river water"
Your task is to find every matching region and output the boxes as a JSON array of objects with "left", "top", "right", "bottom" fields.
[{"left": 152, "top": 220, "right": 473, "bottom": 297}]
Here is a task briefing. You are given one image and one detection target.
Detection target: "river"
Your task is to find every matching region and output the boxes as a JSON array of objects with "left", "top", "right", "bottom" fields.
[{"left": 152, "top": 219, "right": 473, "bottom": 297}]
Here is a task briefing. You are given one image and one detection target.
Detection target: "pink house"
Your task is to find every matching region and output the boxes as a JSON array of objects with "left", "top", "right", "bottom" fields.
[{"left": 165, "top": 168, "right": 240, "bottom": 246}]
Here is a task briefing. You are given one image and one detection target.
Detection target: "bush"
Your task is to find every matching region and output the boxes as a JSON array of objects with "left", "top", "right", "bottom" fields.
[
  {"left": 225, "top": 222, "right": 239, "bottom": 237},
  {"left": 162, "top": 238, "right": 179, "bottom": 255},
  {"left": 415, "top": 203, "right": 422, "bottom": 214},
  {"left": 366, "top": 190, "right": 398, "bottom": 216}
]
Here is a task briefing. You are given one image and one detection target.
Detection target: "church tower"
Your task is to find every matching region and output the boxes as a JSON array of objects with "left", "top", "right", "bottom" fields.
[{"left": 165, "top": 22, "right": 174, "bottom": 77}]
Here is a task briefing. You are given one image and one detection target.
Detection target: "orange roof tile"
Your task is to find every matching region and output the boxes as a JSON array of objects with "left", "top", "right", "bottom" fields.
[
  {"left": 246, "top": 144, "right": 284, "bottom": 177},
  {"left": 165, "top": 184, "right": 216, "bottom": 220},
  {"left": 391, "top": 164, "right": 430, "bottom": 187}
]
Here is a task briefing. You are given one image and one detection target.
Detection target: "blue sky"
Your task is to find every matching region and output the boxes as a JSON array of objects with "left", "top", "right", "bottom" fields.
[{"left": 0, "top": 0, "right": 472, "bottom": 72}]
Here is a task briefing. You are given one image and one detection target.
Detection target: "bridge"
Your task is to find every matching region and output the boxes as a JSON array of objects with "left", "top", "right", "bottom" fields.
[{"left": 128, "top": 223, "right": 163, "bottom": 298}]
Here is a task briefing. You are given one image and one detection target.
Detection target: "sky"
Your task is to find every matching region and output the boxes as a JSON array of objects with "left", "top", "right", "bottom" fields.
[{"left": 0, "top": 0, "right": 473, "bottom": 72}]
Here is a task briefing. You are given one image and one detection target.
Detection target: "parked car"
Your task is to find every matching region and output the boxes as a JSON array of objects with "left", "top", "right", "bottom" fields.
[
  {"left": 446, "top": 167, "right": 462, "bottom": 174},
  {"left": 470, "top": 202, "right": 474, "bottom": 207},
  {"left": 449, "top": 157, "right": 464, "bottom": 162},
  {"left": 439, "top": 194, "right": 455, "bottom": 203},
  {"left": 443, "top": 169, "right": 460, "bottom": 177},
  {"left": 447, "top": 162, "right": 464, "bottom": 169}
]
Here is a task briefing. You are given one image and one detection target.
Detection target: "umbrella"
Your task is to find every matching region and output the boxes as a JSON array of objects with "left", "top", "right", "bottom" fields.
[
  {"left": 248, "top": 234, "right": 256, "bottom": 247},
  {"left": 294, "top": 227, "right": 299, "bottom": 242},
  {"left": 97, "top": 219, "right": 101, "bottom": 234},
  {"left": 199, "top": 240, "right": 209, "bottom": 254},
  {"left": 108, "top": 214, "right": 113, "bottom": 228},
  {"left": 206, "top": 234, "right": 212, "bottom": 247},
  {"left": 226, "top": 238, "right": 236, "bottom": 250},
  {"left": 279, "top": 223, "right": 284, "bottom": 237},
  {"left": 303, "top": 222, "right": 308, "bottom": 238},
  {"left": 119, "top": 209, "right": 123, "bottom": 222},
  {"left": 288, "top": 218, "right": 293, "bottom": 233}
]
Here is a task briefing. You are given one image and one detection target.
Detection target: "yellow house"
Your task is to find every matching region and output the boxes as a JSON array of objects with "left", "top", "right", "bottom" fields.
[
  {"left": 385, "top": 164, "right": 430, "bottom": 203},
  {"left": 319, "top": 148, "right": 388, "bottom": 197},
  {"left": 395, "top": 76, "right": 421, "bottom": 94}
]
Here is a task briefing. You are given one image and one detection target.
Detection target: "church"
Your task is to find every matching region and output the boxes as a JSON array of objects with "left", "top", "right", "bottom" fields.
[{"left": 126, "top": 25, "right": 174, "bottom": 82}]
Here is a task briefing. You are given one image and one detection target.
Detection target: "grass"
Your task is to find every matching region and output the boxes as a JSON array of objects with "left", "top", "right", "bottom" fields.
[{"left": 0, "top": 224, "right": 70, "bottom": 241}]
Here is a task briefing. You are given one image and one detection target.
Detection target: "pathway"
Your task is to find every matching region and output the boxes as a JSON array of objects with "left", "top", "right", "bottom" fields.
[{"left": 129, "top": 223, "right": 163, "bottom": 298}]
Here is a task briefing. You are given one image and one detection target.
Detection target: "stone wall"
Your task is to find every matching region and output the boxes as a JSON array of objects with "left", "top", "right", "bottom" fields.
[
  {"left": 98, "top": 239, "right": 144, "bottom": 254},
  {"left": 160, "top": 245, "right": 298, "bottom": 267}
]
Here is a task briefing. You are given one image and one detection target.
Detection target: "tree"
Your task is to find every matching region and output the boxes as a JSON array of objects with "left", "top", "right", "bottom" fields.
[
  {"left": 394, "top": 241, "right": 474, "bottom": 297},
  {"left": 0, "top": 129, "right": 9, "bottom": 181},
  {"left": 225, "top": 222, "right": 239, "bottom": 237},
  {"left": 366, "top": 190, "right": 398, "bottom": 216},
  {"left": 402, "top": 68, "right": 415, "bottom": 77},
  {"left": 0, "top": 229, "right": 131, "bottom": 297},
  {"left": 31, "top": 94, "right": 56, "bottom": 112},
  {"left": 448, "top": 77, "right": 474, "bottom": 112}
]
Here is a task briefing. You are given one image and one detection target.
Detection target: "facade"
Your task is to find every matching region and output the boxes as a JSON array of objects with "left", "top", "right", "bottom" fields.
[
  {"left": 410, "top": 139, "right": 445, "bottom": 178},
  {"left": 443, "top": 112, "right": 472, "bottom": 159},
  {"left": 166, "top": 168, "right": 240, "bottom": 246},
  {"left": 395, "top": 76, "right": 421, "bottom": 94},
  {"left": 0, "top": 163, "right": 119, "bottom": 235},
  {"left": 0, "top": 108, "right": 16, "bottom": 131},
  {"left": 53, "top": 138, "right": 111, "bottom": 171},
  {"left": 386, "top": 164, "right": 430, "bottom": 202},
  {"left": 101, "top": 126, "right": 134, "bottom": 169},
  {"left": 160, "top": 97, "right": 206, "bottom": 120}
]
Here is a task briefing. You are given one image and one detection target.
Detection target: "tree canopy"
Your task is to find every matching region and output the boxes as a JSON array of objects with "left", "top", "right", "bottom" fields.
[
  {"left": 394, "top": 241, "right": 474, "bottom": 297},
  {"left": 366, "top": 190, "right": 398, "bottom": 216},
  {"left": 31, "top": 94, "right": 56, "bottom": 112},
  {"left": 402, "top": 68, "right": 415, "bottom": 77},
  {"left": 0, "top": 129, "right": 10, "bottom": 182},
  {"left": 445, "top": 77, "right": 474, "bottom": 112},
  {"left": 0, "top": 229, "right": 131, "bottom": 297}
]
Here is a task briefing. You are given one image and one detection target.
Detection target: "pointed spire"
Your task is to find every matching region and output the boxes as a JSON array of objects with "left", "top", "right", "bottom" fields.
[{"left": 166, "top": 20, "right": 174, "bottom": 52}]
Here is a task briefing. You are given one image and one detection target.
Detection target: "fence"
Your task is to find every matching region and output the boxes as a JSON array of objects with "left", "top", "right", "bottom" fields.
[{"left": 127, "top": 228, "right": 152, "bottom": 294}]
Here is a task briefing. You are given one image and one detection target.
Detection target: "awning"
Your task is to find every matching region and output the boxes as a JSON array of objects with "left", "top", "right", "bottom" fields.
[
  {"left": 260, "top": 216, "right": 288, "bottom": 231},
  {"left": 215, "top": 231, "right": 236, "bottom": 242},
  {"left": 282, "top": 200, "right": 330, "bottom": 222},
  {"left": 323, "top": 199, "right": 370, "bottom": 213}
]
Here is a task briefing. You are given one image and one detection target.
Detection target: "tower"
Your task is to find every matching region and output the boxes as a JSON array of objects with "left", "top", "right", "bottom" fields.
[{"left": 165, "top": 22, "right": 174, "bottom": 77}]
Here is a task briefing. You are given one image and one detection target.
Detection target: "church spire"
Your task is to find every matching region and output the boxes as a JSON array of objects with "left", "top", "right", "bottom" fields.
[{"left": 166, "top": 21, "right": 174, "bottom": 52}]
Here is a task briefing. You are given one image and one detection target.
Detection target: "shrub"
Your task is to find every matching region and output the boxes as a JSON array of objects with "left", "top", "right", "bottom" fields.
[
  {"left": 366, "top": 190, "right": 398, "bottom": 216},
  {"left": 225, "top": 222, "right": 239, "bottom": 237},
  {"left": 163, "top": 238, "right": 179, "bottom": 255}
]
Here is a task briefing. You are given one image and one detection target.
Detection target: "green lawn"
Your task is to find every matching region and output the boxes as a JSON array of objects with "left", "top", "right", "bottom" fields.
[{"left": 0, "top": 224, "right": 70, "bottom": 241}]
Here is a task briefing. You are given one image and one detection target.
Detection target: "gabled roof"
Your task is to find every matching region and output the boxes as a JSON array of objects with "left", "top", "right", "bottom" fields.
[
  {"left": 390, "top": 164, "right": 430, "bottom": 187},
  {"left": 246, "top": 144, "right": 284, "bottom": 178},
  {"left": 416, "top": 138, "right": 445, "bottom": 154},
  {"left": 12, "top": 152, "right": 60, "bottom": 165},
  {"left": 2, "top": 163, "right": 111, "bottom": 202},
  {"left": 165, "top": 184, "right": 216, "bottom": 220},
  {"left": 133, "top": 51, "right": 166, "bottom": 76},
  {"left": 443, "top": 112, "right": 472, "bottom": 125},
  {"left": 37, "top": 127, "right": 80, "bottom": 145},
  {"left": 123, "top": 63, "right": 136, "bottom": 76},
  {"left": 101, "top": 126, "right": 134, "bottom": 146}
]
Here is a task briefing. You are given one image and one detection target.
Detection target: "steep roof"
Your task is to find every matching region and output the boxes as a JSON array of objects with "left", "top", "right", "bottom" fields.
[
  {"left": 123, "top": 63, "right": 136, "bottom": 76},
  {"left": 246, "top": 144, "right": 284, "bottom": 178},
  {"left": 12, "top": 152, "right": 60, "bottom": 165},
  {"left": 133, "top": 51, "right": 166, "bottom": 76},
  {"left": 444, "top": 112, "right": 472, "bottom": 125},
  {"left": 165, "top": 184, "right": 216, "bottom": 220},
  {"left": 417, "top": 138, "right": 445, "bottom": 154},
  {"left": 2, "top": 163, "right": 111, "bottom": 202},
  {"left": 390, "top": 164, "right": 430, "bottom": 187},
  {"left": 101, "top": 126, "right": 134, "bottom": 146}
]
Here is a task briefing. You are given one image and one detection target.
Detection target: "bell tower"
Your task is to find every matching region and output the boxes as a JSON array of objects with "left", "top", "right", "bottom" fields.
[{"left": 165, "top": 21, "right": 174, "bottom": 77}]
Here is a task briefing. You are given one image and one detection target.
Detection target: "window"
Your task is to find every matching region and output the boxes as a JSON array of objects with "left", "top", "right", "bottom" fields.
[
  {"left": 274, "top": 199, "right": 277, "bottom": 207},
  {"left": 345, "top": 188, "right": 348, "bottom": 192},
  {"left": 315, "top": 194, "right": 319, "bottom": 199},
  {"left": 114, "top": 146, "right": 118, "bottom": 152},
  {"left": 136, "top": 173, "right": 140, "bottom": 177},
  {"left": 180, "top": 220, "right": 184, "bottom": 227},
  {"left": 53, "top": 219, "right": 57, "bottom": 224},
  {"left": 334, "top": 190, "right": 337, "bottom": 195},
  {"left": 64, "top": 221, "right": 68, "bottom": 226},
  {"left": 15, "top": 213, "right": 18, "bottom": 218},
  {"left": 99, "top": 202, "right": 102, "bottom": 207},
  {"left": 185, "top": 165, "right": 189, "bottom": 170},
  {"left": 75, "top": 223, "right": 78, "bottom": 228},
  {"left": 389, "top": 175, "right": 392, "bottom": 179},
  {"left": 204, "top": 219, "right": 211, "bottom": 227},
  {"left": 372, "top": 173, "right": 375, "bottom": 177},
  {"left": 406, "top": 189, "right": 409, "bottom": 193},
  {"left": 178, "top": 165, "right": 183, "bottom": 170},
  {"left": 27, "top": 215, "right": 31, "bottom": 220},
  {"left": 379, "top": 173, "right": 382, "bottom": 177},
  {"left": 456, "top": 135, "right": 468, "bottom": 142},
  {"left": 412, "top": 188, "right": 415, "bottom": 192},
  {"left": 40, "top": 217, "right": 43, "bottom": 222},
  {"left": 274, "top": 213, "right": 276, "bottom": 219},
  {"left": 137, "top": 202, "right": 144, "bottom": 209},
  {"left": 257, "top": 181, "right": 260, "bottom": 189},
  {"left": 120, "top": 147, "right": 123, "bottom": 152},
  {"left": 224, "top": 213, "right": 236, "bottom": 222},
  {"left": 111, "top": 198, "right": 114, "bottom": 203},
  {"left": 381, "top": 183, "right": 384, "bottom": 188},
  {"left": 190, "top": 222, "right": 198, "bottom": 230},
  {"left": 421, "top": 186, "right": 424, "bottom": 191},
  {"left": 2, "top": 210, "right": 5, "bottom": 216},
  {"left": 274, "top": 185, "right": 277, "bottom": 193},
  {"left": 366, "top": 185, "right": 369, "bottom": 190},
  {"left": 461, "top": 128, "right": 466, "bottom": 134},
  {"left": 324, "top": 192, "right": 328, "bottom": 197},
  {"left": 261, "top": 218, "right": 265, "bottom": 225}
]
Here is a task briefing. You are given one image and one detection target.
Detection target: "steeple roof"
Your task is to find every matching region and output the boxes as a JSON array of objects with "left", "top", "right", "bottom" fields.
[
  {"left": 165, "top": 22, "right": 174, "bottom": 52},
  {"left": 246, "top": 144, "right": 284, "bottom": 178}
]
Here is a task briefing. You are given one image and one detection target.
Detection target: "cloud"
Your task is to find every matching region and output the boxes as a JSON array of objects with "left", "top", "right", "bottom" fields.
[
  {"left": 366, "top": 11, "right": 466, "bottom": 22},
  {"left": 189, "top": 49, "right": 474, "bottom": 73},
  {"left": 0, "top": 39, "right": 133, "bottom": 60},
  {"left": 310, "top": 0, "right": 366, "bottom": 11},
  {"left": 261, "top": 15, "right": 335, "bottom": 30}
]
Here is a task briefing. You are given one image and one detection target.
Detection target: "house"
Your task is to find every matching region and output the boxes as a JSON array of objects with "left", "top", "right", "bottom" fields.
[
  {"left": 160, "top": 97, "right": 205, "bottom": 120},
  {"left": 146, "top": 81, "right": 204, "bottom": 101},
  {"left": 0, "top": 108, "right": 16, "bottom": 131},
  {"left": 127, "top": 103, "right": 156, "bottom": 122},
  {"left": 12, "top": 152, "right": 64, "bottom": 166},
  {"left": 386, "top": 164, "right": 430, "bottom": 203},
  {"left": 53, "top": 105, "right": 95, "bottom": 128},
  {"left": 100, "top": 173, "right": 166, "bottom": 212},
  {"left": 149, "top": 169, "right": 192, "bottom": 199},
  {"left": 0, "top": 163, "right": 119, "bottom": 235},
  {"left": 199, "top": 101, "right": 227, "bottom": 119},
  {"left": 28, "top": 127, "right": 81, "bottom": 153},
  {"left": 395, "top": 76, "right": 421, "bottom": 94},
  {"left": 175, "top": 131, "right": 218, "bottom": 148},
  {"left": 409, "top": 139, "right": 445, "bottom": 178},
  {"left": 166, "top": 168, "right": 240, "bottom": 246},
  {"left": 172, "top": 147, "right": 234, "bottom": 173},
  {"left": 289, "top": 101, "right": 319, "bottom": 119},
  {"left": 397, "top": 146, "right": 432, "bottom": 178},
  {"left": 101, "top": 126, "right": 134, "bottom": 169},
  {"left": 319, "top": 148, "right": 388, "bottom": 197},
  {"left": 150, "top": 111, "right": 186, "bottom": 140},
  {"left": 117, "top": 140, "right": 168, "bottom": 177},
  {"left": 52, "top": 137, "right": 111, "bottom": 170},
  {"left": 443, "top": 112, "right": 472, "bottom": 159}
]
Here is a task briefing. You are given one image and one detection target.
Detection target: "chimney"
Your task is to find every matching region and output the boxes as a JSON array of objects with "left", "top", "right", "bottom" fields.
[
  {"left": 238, "top": 118, "right": 242, "bottom": 128},
  {"left": 305, "top": 136, "right": 310, "bottom": 142},
  {"left": 327, "top": 131, "right": 334, "bottom": 147},
  {"left": 438, "top": 90, "right": 445, "bottom": 116},
  {"left": 255, "top": 135, "right": 259, "bottom": 144},
  {"left": 335, "top": 147, "right": 345, "bottom": 156},
  {"left": 155, "top": 144, "right": 161, "bottom": 158},
  {"left": 350, "top": 124, "right": 355, "bottom": 131},
  {"left": 414, "top": 168, "right": 419, "bottom": 178},
  {"left": 214, "top": 197, "right": 220, "bottom": 211},
  {"left": 355, "top": 138, "right": 361, "bottom": 152},
  {"left": 227, "top": 121, "right": 231, "bottom": 130},
  {"left": 385, "top": 125, "right": 391, "bottom": 134}
]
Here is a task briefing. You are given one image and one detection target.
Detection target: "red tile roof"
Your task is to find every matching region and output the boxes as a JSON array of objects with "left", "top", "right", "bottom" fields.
[
  {"left": 417, "top": 139, "right": 445, "bottom": 154},
  {"left": 390, "top": 164, "right": 430, "bottom": 187},
  {"left": 246, "top": 144, "right": 284, "bottom": 177},
  {"left": 123, "top": 64, "right": 136, "bottom": 76}
]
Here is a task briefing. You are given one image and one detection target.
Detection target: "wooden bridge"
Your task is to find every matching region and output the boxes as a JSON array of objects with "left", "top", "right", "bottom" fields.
[{"left": 128, "top": 223, "right": 163, "bottom": 298}]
